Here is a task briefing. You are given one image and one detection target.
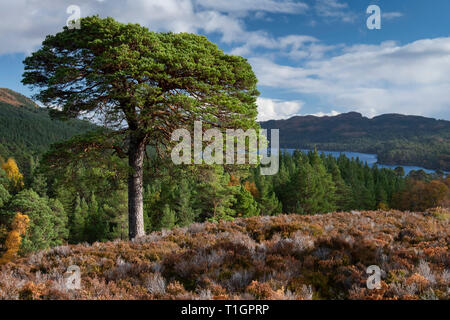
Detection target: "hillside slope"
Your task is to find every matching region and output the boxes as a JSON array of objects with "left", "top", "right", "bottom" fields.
[
  {"left": 0, "top": 209, "right": 448, "bottom": 300},
  {"left": 0, "top": 88, "right": 96, "bottom": 175},
  {"left": 260, "top": 112, "right": 450, "bottom": 171}
]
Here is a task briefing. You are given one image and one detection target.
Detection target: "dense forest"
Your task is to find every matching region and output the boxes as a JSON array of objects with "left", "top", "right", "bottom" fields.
[
  {"left": 0, "top": 88, "right": 96, "bottom": 178},
  {"left": 1, "top": 138, "right": 448, "bottom": 257},
  {"left": 260, "top": 112, "right": 450, "bottom": 171}
]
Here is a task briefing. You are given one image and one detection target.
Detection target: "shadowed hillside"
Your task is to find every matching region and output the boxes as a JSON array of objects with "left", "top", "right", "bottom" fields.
[
  {"left": 260, "top": 112, "right": 450, "bottom": 171},
  {"left": 0, "top": 88, "right": 96, "bottom": 176}
]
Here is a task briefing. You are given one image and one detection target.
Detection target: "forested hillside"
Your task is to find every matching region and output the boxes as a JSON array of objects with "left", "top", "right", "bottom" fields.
[
  {"left": 0, "top": 88, "right": 96, "bottom": 177},
  {"left": 260, "top": 112, "right": 450, "bottom": 171}
]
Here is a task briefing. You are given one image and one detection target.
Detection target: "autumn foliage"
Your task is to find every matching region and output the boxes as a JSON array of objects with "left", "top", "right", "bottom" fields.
[
  {"left": 0, "top": 209, "right": 448, "bottom": 300},
  {"left": 0, "top": 212, "right": 30, "bottom": 264},
  {"left": 1, "top": 158, "right": 24, "bottom": 190},
  {"left": 393, "top": 177, "right": 450, "bottom": 211}
]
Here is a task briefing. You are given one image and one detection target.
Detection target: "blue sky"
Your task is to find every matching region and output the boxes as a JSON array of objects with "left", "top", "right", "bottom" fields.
[{"left": 1, "top": 0, "right": 449, "bottom": 120}]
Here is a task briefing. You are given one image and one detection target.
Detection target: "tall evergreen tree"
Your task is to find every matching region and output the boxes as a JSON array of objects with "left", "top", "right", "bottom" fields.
[
  {"left": 198, "top": 166, "right": 238, "bottom": 221},
  {"left": 160, "top": 204, "right": 176, "bottom": 230},
  {"left": 174, "top": 179, "right": 198, "bottom": 227},
  {"left": 234, "top": 186, "right": 259, "bottom": 217},
  {"left": 256, "top": 176, "right": 282, "bottom": 216},
  {"left": 70, "top": 195, "right": 87, "bottom": 243},
  {"left": 23, "top": 16, "right": 260, "bottom": 239}
]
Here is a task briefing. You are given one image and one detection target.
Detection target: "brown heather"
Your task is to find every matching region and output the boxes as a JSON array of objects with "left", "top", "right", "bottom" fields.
[{"left": 0, "top": 209, "right": 448, "bottom": 300}]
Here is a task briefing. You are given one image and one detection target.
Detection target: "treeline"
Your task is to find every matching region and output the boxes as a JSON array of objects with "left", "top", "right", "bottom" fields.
[
  {"left": 0, "top": 147, "right": 449, "bottom": 256},
  {"left": 301, "top": 138, "right": 450, "bottom": 172},
  {"left": 263, "top": 151, "right": 404, "bottom": 213},
  {"left": 376, "top": 137, "right": 450, "bottom": 173},
  {"left": 261, "top": 112, "right": 450, "bottom": 171}
]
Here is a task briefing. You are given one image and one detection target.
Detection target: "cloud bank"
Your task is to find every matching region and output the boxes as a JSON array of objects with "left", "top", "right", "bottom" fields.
[
  {"left": 0, "top": 0, "right": 447, "bottom": 120},
  {"left": 251, "top": 37, "right": 450, "bottom": 119}
]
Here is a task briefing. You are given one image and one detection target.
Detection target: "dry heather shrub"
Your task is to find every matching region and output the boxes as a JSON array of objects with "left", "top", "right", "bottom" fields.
[
  {"left": 416, "top": 260, "right": 436, "bottom": 284},
  {"left": 188, "top": 223, "right": 207, "bottom": 234},
  {"left": 246, "top": 281, "right": 275, "bottom": 299},
  {"left": 0, "top": 270, "right": 26, "bottom": 299},
  {"left": 440, "top": 269, "right": 450, "bottom": 284},
  {"left": 218, "top": 231, "right": 257, "bottom": 251},
  {"left": 225, "top": 270, "right": 254, "bottom": 291},
  {"left": 0, "top": 210, "right": 448, "bottom": 300},
  {"left": 406, "top": 274, "right": 430, "bottom": 291},
  {"left": 166, "top": 281, "right": 187, "bottom": 296},
  {"left": 389, "top": 282, "right": 418, "bottom": 298},
  {"left": 420, "top": 288, "right": 438, "bottom": 300},
  {"left": 292, "top": 231, "right": 315, "bottom": 253},
  {"left": 105, "top": 258, "right": 134, "bottom": 281},
  {"left": 18, "top": 281, "right": 46, "bottom": 300},
  {"left": 48, "top": 245, "right": 71, "bottom": 257},
  {"left": 195, "top": 289, "right": 213, "bottom": 300},
  {"left": 146, "top": 273, "right": 166, "bottom": 295},
  {"left": 297, "top": 285, "right": 313, "bottom": 300}
]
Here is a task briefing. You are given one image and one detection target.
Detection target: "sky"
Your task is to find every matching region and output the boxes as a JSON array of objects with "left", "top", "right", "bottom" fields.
[{"left": 0, "top": 0, "right": 449, "bottom": 121}]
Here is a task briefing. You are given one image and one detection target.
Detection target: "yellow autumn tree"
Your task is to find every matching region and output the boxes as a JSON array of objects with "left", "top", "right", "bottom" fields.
[
  {"left": 0, "top": 212, "right": 30, "bottom": 264},
  {"left": 1, "top": 158, "right": 24, "bottom": 190}
]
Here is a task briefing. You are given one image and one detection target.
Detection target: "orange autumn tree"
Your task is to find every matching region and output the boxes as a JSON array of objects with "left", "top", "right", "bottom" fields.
[
  {"left": 1, "top": 158, "right": 24, "bottom": 190},
  {"left": 393, "top": 178, "right": 449, "bottom": 211},
  {"left": 244, "top": 181, "right": 259, "bottom": 198},
  {"left": 0, "top": 212, "right": 30, "bottom": 264}
]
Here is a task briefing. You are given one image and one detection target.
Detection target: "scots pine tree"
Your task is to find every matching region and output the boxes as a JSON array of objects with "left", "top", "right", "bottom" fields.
[
  {"left": 234, "top": 186, "right": 259, "bottom": 217},
  {"left": 23, "top": 16, "right": 259, "bottom": 239},
  {"left": 160, "top": 204, "right": 176, "bottom": 230}
]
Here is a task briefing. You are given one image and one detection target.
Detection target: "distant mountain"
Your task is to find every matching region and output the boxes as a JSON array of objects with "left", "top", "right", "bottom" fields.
[
  {"left": 0, "top": 88, "right": 96, "bottom": 176},
  {"left": 260, "top": 112, "right": 450, "bottom": 171}
]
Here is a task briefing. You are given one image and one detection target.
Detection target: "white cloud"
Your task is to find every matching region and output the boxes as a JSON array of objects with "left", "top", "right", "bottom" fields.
[
  {"left": 0, "top": 0, "right": 307, "bottom": 55},
  {"left": 230, "top": 34, "right": 321, "bottom": 57},
  {"left": 257, "top": 97, "right": 341, "bottom": 121},
  {"left": 314, "top": 0, "right": 356, "bottom": 23},
  {"left": 251, "top": 37, "right": 450, "bottom": 119},
  {"left": 382, "top": 12, "right": 404, "bottom": 20},
  {"left": 1, "top": 0, "right": 448, "bottom": 121},
  {"left": 310, "top": 110, "right": 340, "bottom": 117},
  {"left": 257, "top": 97, "right": 304, "bottom": 121},
  {"left": 230, "top": 33, "right": 338, "bottom": 61},
  {"left": 195, "top": 0, "right": 308, "bottom": 14}
]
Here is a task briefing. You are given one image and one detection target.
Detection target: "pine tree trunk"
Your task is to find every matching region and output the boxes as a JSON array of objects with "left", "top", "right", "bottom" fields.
[{"left": 128, "top": 134, "right": 146, "bottom": 240}]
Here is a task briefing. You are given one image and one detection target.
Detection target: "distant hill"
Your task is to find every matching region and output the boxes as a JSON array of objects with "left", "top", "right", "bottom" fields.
[
  {"left": 0, "top": 88, "right": 40, "bottom": 108},
  {"left": 260, "top": 112, "right": 450, "bottom": 171},
  {"left": 0, "top": 88, "right": 96, "bottom": 176}
]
